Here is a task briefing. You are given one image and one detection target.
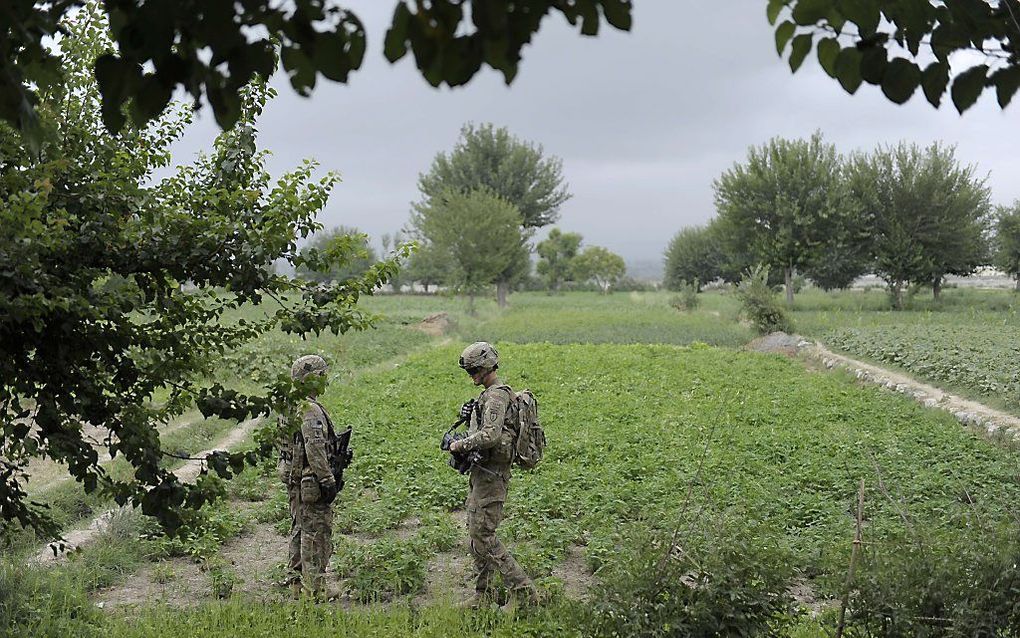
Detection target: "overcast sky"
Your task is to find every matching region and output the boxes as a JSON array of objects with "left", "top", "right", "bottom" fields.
[{"left": 166, "top": 1, "right": 1020, "bottom": 270}]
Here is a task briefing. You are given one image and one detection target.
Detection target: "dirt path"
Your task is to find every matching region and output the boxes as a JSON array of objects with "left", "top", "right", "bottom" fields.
[
  {"left": 24, "top": 411, "right": 206, "bottom": 495},
  {"left": 32, "top": 417, "right": 263, "bottom": 564},
  {"left": 745, "top": 332, "right": 1020, "bottom": 439},
  {"left": 808, "top": 342, "right": 1020, "bottom": 438}
]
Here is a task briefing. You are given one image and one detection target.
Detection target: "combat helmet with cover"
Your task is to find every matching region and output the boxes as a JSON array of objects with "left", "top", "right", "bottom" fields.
[
  {"left": 459, "top": 342, "right": 499, "bottom": 374},
  {"left": 292, "top": 354, "right": 328, "bottom": 381}
]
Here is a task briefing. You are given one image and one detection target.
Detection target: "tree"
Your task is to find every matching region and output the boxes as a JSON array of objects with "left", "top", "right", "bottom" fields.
[
  {"left": 573, "top": 246, "right": 627, "bottom": 294},
  {"left": 297, "top": 226, "right": 379, "bottom": 283},
  {"left": 536, "top": 228, "right": 583, "bottom": 292},
  {"left": 0, "top": 9, "right": 407, "bottom": 542},
  {"left": 414, "top": 123, "right": 571, "bottom": 307},
  {"left": 714, "top": 132, "right": 858, "bottom": 304},
  {"left": 848, "top": 142, "right": 990, "bottom": 308},
  {"left": 769, "top": 0, "right": 1020, "bottom": 114},
  {"left": 1, "top": 1, "right": 633, "bottom": 152},
  {"left": 413, "top": 189, "right": 524, "bottom": 312},
  {"left": 663, "top": 223, "right": 725, "bottom": 291},
  {"left": 994, "top": 202, "right": 1020, "bottom": 291}
]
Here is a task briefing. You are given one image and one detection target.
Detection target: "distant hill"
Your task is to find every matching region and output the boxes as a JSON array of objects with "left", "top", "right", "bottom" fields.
[{"left": 626, "top": 258, "right": 664, "bottom": 282}]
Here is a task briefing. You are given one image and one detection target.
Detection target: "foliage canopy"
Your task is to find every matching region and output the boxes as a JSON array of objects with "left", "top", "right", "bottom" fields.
[
  {"left": 0, "top": 9, "right": 406, "bottom": 541},
  {"left": 1, "top": 1, "right": 633, "bottom": 153},
  {"left": 769, "top": 0, "right": 1020, "bottom": 113}
]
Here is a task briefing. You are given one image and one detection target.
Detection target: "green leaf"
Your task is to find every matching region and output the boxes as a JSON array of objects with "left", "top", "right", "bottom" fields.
[
  {"left": 816, "top": 38, "right": 840, "bottom": 77},
  {"left": 601, "top": 0, "right": 633, "bottom": 30},
  {"left": 834, "top": 47, "right": 863, "bottom": 94},
  {"left": 880, "top": 58, "right": 920, "bottom": 104},
  {"left": 950, "top": 64, "right": 988, "bottom": 114},
  {"left": 837, "top": 0, "right": 880, "bottom": 35},
  {"left": 767, "top": 0, "right": 786, "bottom": 25},
  {"left": 991, "top": 66, "right": 1020, "bottom": 108},
  {"left": 775, "top": 21, "right": 797, "bottom": 55},
  {"left": 920, "top": 61, "right": 950, "bottom": 107},
  {"left": 858, "top": 45, "right": 887, "bottom": 85},
  {"left": 384, "top": 3, "right": 412, "bottom": 62},
  {"left": 792, "top": 0, "right": 833, "bottom": 25},
  {"left": 789, "top": 34, "right": 813, "bottom": 73}
]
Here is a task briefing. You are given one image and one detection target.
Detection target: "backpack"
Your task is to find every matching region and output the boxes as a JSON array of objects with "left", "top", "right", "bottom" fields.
[{"left": 510, "top": 389, "right": 545, "bottom": 470}]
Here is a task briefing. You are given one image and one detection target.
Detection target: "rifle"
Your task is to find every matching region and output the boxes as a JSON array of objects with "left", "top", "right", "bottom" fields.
[
  {"left": 330, "top": 426, "right": 354, "bottom": 491},
  {"left": 440, "top": 416, "right": 498, "bottom": 476}
]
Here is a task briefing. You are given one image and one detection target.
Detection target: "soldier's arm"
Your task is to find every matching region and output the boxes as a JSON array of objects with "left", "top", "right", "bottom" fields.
[
  {"left": 459, "top": 393, "right": 508, "bottom": 453},
  {"left": 301, "top": 404, "right": 335, "bottom": 485}
]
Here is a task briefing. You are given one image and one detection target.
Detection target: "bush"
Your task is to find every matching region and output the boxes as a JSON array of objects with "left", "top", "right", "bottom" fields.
[
  {"left": 591, "top": 525, "right": 795, "bottom": 638},
  {"left": 849, "top": 530, "right": 1020, "bottom": 637},
  {"left": 670, "top": 279, "right": 700, "bottom": 312},
  {"left": 736, "top": 265, "right": 792, "bottom": 335}
]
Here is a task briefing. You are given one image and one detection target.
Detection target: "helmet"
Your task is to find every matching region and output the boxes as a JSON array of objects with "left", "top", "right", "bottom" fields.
[
  {"left": 291, "top": 354, "right": 328, "bottom": 381},
  {"left": 459, "top": 342, "right": 499, "bottom": 374}
]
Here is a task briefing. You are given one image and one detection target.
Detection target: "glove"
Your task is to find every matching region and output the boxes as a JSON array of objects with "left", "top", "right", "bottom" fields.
[
  {"left": 459, "top": 399, "right": 476, "bottom": 420},
  {"left": 319, "top": 479, "right": 338, "bottom": 505}
]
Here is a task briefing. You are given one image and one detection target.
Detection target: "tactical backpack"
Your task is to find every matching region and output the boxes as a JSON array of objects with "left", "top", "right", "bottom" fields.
[{"left": 510, "top": 389, "right": 545, "bottom": 470}]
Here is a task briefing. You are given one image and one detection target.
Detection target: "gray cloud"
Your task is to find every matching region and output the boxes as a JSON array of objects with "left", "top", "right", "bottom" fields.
[{"left": 166, "top": 1, "right": 1020, "bottom": 267}]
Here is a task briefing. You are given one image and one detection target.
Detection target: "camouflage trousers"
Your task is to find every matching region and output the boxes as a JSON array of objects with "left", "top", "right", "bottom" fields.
[
  {"left": 466, "top": 499, "right": 533, "bottom": 596},
  {"left": 287, "top": 483, "right": 333, "bottom": 595}
]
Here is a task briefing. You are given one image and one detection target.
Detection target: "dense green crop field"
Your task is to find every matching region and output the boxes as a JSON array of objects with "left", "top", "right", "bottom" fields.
[
  {"left": 8, "top": 289, "right": 1020, "bottom": 637},
  {"left": 328, "top": 342, "right": 1020, "bottom": 589}
]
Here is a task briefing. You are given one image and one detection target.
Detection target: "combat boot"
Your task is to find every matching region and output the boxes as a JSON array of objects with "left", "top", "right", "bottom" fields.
[{"left": 500, "top": 584, "right": 542, "bottom": 614}]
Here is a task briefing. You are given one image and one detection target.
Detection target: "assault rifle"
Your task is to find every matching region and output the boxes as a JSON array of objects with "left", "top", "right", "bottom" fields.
[
  {"left": 330, "top": 426, "right": 354, "bottom": 491},
  {"left": 440, "top": 416, "right": 497, "bottom": 476}
]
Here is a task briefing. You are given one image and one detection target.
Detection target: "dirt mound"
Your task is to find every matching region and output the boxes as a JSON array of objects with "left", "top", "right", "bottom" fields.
[
  {"left": 415, "top": 312, "right": 454, "bottom": 337},
  {"left": 745, "top": 332, "right": 812, "bottom": 357}
]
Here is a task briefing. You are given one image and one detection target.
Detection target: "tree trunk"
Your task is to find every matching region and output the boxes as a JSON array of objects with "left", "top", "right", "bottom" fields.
[
  {"left": 467, "top": 293, "right": 476, "bottom": 316},
  {"left": 423, "top": 282, "right": 430, "bottom": 293},
  {"left": 784, "top": 266, "right": 794, "bottom": 306},
  {"left": 932, "top": 276, "right": 942, "bottom": 300},
  {"left": 1015, "top": 277, "right": 1019, "bottom": 292},
  {"left": 496, "top": 280, "right": 509, "bottom": 308},
  {"left": 890, "top": 282, "right": 903, "bottom": 310}
]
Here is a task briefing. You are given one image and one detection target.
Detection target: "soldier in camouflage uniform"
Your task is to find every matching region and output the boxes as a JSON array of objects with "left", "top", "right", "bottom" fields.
[
  {"left": 278, "top": 354, "right": 339, "bottom": 598},
  {"left": 449, "top": 342, "right": 540, "bottom": 609}
]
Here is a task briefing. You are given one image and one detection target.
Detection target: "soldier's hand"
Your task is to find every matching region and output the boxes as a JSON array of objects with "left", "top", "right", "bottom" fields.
[
  {"left": 449, "top": 440, "right": 463, "bottom": 454},
  {"left": 319, "top": 479, "right": 338, "bottom": 505},
  {"left": 459, "top": 400, "right": 476, "bottom": 420}
]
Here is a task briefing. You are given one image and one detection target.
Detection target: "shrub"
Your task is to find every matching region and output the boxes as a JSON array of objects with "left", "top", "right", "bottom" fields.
[
  {"left": 591, "top": 525, "right": 794, "bottom": 638},
  {"left": 670, "top": 279, "right": 700, "bottom": 312},
  {"left": 736, "top": 265, "right": 792, "bottom": 335}
]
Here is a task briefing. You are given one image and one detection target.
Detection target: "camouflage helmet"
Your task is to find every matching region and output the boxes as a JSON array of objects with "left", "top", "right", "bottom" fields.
[
  {"left": 459, "top": 342, "right": 499, "bottom": 373},
  {"left": 291, "top": 354, "right": 328, "bottom": 381}
]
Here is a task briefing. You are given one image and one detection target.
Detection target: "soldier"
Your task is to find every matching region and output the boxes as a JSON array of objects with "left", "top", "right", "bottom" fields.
[
  {"left": 448, "top": 342, "right": 541, "bottom": 609},
  {"left": 279, "top": 354, "right": 339, "bottom": 599}
]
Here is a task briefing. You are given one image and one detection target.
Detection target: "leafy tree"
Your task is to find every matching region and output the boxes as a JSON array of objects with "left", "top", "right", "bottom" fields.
[
  {"left": 994, "top": 202, "right": 1020, "bottom": 291},
  {"left": 573, "top": 246, "right": 627, "bottom": 294},
  {"left": 663, "top": 223, "right": 725, "bottom": 291},
  {"left": 1, "top": 1, "right": 633, "bottom": 151},
  {"left": 769, "top": 0, "right": 1020, "bottom": 113},
  {"left": 0, "top": 9, "right": 406, "bottom": 542},
  {"left": 848, "top": 142, "right": 990, "bottom": 308},
  {"left": 297, "top": 226, "right": 379, "bottom": 283},
  {"left": 536, "top": 228, "right": 583, "bottom": 292},
  {"left": 714, "top": 132, "right": 857, "bottom": 304},
  {"left": 414, "top": 123, "right": 571, "bottom": 307},
  {"left": 413, "top": 189, "right": 524, "bottom": 312}
]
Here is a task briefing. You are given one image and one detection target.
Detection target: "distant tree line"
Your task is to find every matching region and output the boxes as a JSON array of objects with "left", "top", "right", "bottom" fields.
[{"left": 665, "top": 133, "right": 1020, "bottom": 308}]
